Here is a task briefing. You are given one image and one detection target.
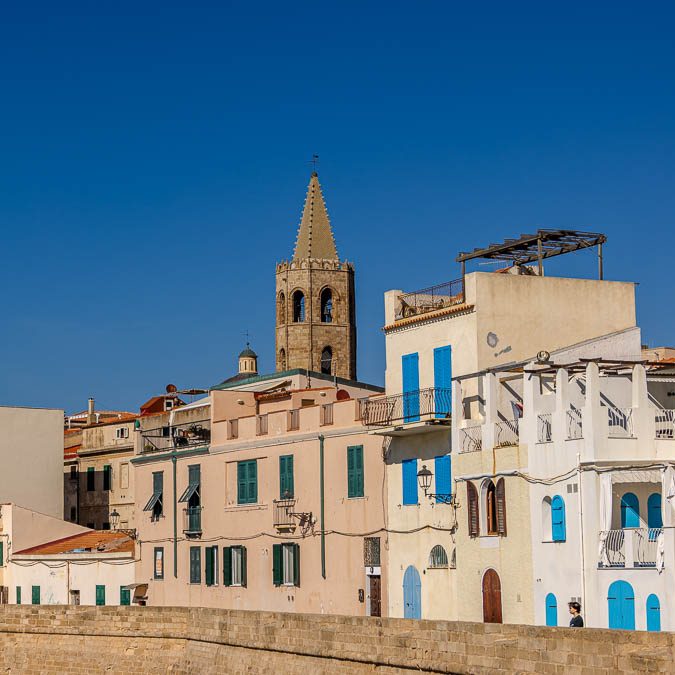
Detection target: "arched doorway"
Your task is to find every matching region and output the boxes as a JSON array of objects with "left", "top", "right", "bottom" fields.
[
  {"left": 482, "top": 568, "right": 502, "bottom": 623},
  {"left": 646, "top": 594, "right": 661, "bottom": 632},
  {"left": 402, "top": 565, "right": 421, "bottom": 619},
  {"left": 545, "top": 592, "right": 558, "bottom": 627},
  {"left": 620, "top": 493, "right": 640, "bottom": 528},
  {"left": 608, "top": 580, "right": 635, "bottom": 630}
]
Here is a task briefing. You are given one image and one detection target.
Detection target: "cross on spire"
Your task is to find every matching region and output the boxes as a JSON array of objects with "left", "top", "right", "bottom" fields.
[{"left": 309, "top": 154, "right": 319, "bottom": 174}]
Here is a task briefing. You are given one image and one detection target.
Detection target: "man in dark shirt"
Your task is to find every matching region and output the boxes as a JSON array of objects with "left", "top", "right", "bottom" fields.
[{"left": 568, "top": 601, "right": 584, "bottom": 627}]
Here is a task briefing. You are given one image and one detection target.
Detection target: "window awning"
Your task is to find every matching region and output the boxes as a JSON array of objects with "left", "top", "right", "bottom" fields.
[
  {"left": 178, "top": 482, "right": 199, "bottom": 503},
  {"left": 143, "top": 491, "right": 162, "bottom": 512}
]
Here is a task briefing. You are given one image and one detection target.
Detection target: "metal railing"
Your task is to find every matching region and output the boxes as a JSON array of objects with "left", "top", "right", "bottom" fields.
[
  {"left": 459, "top": 423, "right": 483, "bottom": 453},
  {"left": 537, "top": 413, "right": 552, "bottom": 443},
  {"left": 655, "top": 409, "right": 675, "bottom": 439},
  {"left": 273, "top": 499, "right": 296, "bottom": 529},
  {"left": 395, "top": 279, "right": 464, "bottom": 320},
  {"left": 183, "top": 507, "right": 202, "bottom": 535},
  {"left": 360, "top": 388, "right": 451, "bottom": 426},
  {"left": 567, "top": 408, "right": 583, "bottom": 440},
  {"left": 141, "top": 419, "right": 211, "bottom": 454},
  {"left": 607, "top": 407, "right": 634, "bottom": 438},
  {"left": 599, "top": 529, "right": 626, "bottom": 567},
  {"left": 634, "top": 528, "right": 662, "bottom": 567},
  {"left": 495, "top": 417, "right": 519, "bottom": 447},
  {"left": 599, "top": 528, "right": 662, "bottom": 568}
]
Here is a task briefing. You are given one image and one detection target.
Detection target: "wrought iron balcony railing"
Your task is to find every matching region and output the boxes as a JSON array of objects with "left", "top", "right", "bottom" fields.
[
  {"left": 183, "top": 507, "right": 202, "bottom": 535},
  {"left": 361, "top": 388, "right": 451, "bottom": 427},
  {"left": 599, "top": 528, "right": 662, "bottom": 569},
  {"left": 395, "top": 279, "right": 464, "bottom": 321},
  {"left": 141, "top": 419, "right": 211, "bottom": 454}
]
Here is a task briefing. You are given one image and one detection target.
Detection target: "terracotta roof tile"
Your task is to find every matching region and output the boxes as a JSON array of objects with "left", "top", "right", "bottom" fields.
[
  {"left": 383, "top": 303, "right": 475, "bottom": 331},
  {"left": 15, "top": 531, "right": 134, "bottom": 556}
]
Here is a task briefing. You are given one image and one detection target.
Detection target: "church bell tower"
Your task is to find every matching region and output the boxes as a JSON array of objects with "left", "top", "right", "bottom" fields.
[{"left": 275, "top": 172, "right": 357, "bottom": 380}]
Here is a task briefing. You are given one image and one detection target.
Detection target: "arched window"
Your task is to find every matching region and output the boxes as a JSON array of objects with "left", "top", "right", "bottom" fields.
[
  {"left": 646, "top": 594, "right": 661, "bottom": 632},
  {"left": 620, "top": 492, "right": 640, "bottom": 528},
  {"left": 541, "top": 497, "right": 552, "bottom": 541},
  {"left": 320, "top": 288, "right": 333, "bottom": 323},
  {"left": 278, "top": 292, "right": 286, "bottom": 324},
  {"left": 648, "top": 493, "right": 663, "bottom": 529},
  {"left": 320, "top": 346, "right": 332, "bottom": 375},
  {"left": 545, "top": 592, "right": 558, "bottom": 627},
  {"left": 428, "top": 545, "right": 449, "bottom": 568},
  {"left": 292, "top": 291, "right": 305, "bottom": 322},
  {"left": 551, "top": 495, "right": 566, "bottom": 542},
  {"left": 278, "top": 348, "right": 287, "bottom": 371},
  {"left": 484, "top": 480, "right": 497, "bottom": 535}
]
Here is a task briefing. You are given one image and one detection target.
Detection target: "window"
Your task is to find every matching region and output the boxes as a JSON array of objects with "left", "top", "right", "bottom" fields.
[
  {"left": 205, "top": 546, "right": 219, "bottom": 586},
  {"left": 115, "top": 427, "right": 129, "bottom": 439},
  {"left": 31, "top": 586, "right": 40, "bottom": 605},
  {"left": 620, "top": 492, "right": 640, "bottom": 528},
  {"left": 256, "top": 414, "right": 268, "bottom": 436},
  {"left": 144, "top": 472, "right": 164, "bottom": 521},
  {"left": 288, "top": 409, "right": 300, "bottom": 431},
  {"left": 223, "top": 546, "right": 247, "bottom": 587},
  {"left": 120, "top": 586, "right": 131, "bottom": 606},
  {"left": 278, "top": 292, "right": 286, "bottom": 324},
  {"left": 541, "top": 497, "right": 553, "bottom": 541},
  {"left": 320, "top": 288, "right": 333, "bottom": 323},
  {"left": 16, "top": 587, "right": 21, "bottom": 605},
  {"left": 154, "top": 547, "right": 164, "bottom": 580},
  {"left": 87, "top": 467, "right": 95, "bottom": 491},
  {"left": 347, "top": 445, "right": 364, "bottom": 498},
  {"left": 551, "top": 495, "right": 566, "bottom": 542},
  {"left": 238, "top": 460, "right": 258, "bottom": 504},
  {"left": 364, "top": 537, "right": 381, "bottom": 566},
  {"left": 648, "top": 493, "right": 663, "bottom": 529},
  {"left": 467, "top": 482, "right": 479, "bottom": 537},
  {"left": 179, "top": 465, "right": 201, "bottom": 506},
  {"left": 279, "top": 455, "right": 294, "bottom": 499},
  {"left": 273, "top": 543, "right": 300, "bottom": 586},
  {"left": 292, "top": 290, "right": 305, "bottom": 322},
  {"left": 428, "top": 545, "right": 449, "bottom": 568},
  {"left": 402, "top": 458, "right": 418, "bottom": 505},
  {"left": 483, "top": 478, "right": 507, "bottom": 536},
  {"left": 321, "top": 403, "right": 333, "bottom": 426},
  {"left": 165, "top": 399, "right": 174, "bottom": 411},
  {"left": 189, "top": 547, "right": 201, "bottom": 584},
  {"left": 95, "top": 585, "right": 105, "bottom": 606},
  {"left": 69, "top": 506, "right": 77, "bottom": 521},
  {"left": 278, "top": 348, "right": 287, "bottom": 371},
  {"left": 434, "top": 455, "right": 452, "bottom": 503},
  {"left": 320, "top": 346, "right": 333, "bottom": 375},
  {"left": 70, "top": 590, "right": 80, "bottom": 605},
  {"left": 70, "top": 465, "right": 78, "bottom": 480},
  {"left": 103, "top": 465, "right": 112, "bottom": 491}
]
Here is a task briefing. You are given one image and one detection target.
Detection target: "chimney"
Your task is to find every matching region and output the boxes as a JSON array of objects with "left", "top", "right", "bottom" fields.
[{"left": 87, "top": 397, "right": 95, "bottom": 425}]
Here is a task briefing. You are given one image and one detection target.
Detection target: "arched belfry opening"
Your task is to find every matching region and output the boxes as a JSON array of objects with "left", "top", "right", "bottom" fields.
[{"left": 275, "top": 172, "right": 357, "bottom": 380}]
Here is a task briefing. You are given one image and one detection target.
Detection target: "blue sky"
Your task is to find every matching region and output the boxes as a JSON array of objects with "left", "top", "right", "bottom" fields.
[{"left": 2, "top": 2, "right": 675, "bottom": 413}]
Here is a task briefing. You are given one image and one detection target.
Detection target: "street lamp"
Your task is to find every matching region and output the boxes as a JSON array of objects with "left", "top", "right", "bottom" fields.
[
  {"left": 416, "top": 464, "right": 456, "bottom": 506},
  {"left": 110, "top": 509, "right": 121, "bottom": 531}
]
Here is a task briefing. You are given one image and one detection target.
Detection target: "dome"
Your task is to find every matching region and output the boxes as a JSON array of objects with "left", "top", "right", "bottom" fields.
[{"left": 239, "top": 345, "right": 257, "bottom": 359}]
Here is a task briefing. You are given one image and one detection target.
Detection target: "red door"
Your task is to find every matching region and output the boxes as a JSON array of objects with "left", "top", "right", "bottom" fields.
[
  {"left": 369, "top": 575, "right": 381, "bottom": 617},
  {"left": 482, "top": 569, "right": 502, "bottom": 623}
]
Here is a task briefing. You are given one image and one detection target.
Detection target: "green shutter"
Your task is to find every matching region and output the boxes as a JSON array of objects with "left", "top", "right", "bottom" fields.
[
  {"left": 347, "top": 446, "right": 364, "bottom": 498},
  {"left": 241, "top": 546, "right": 247, "bottom": 588},
  {"left": 250, "top": 460, "right": 257, "bottom": 503},
  {"left": 87, "top": 467, "right": 95, "bottom": 491},
  {"left": 190, "top": 546, "right": 201, "bottom": 584},
  {"left": 347, "top": 447, "right": 355, "bottom": 497},
  {"left": 16, "top": 587, "right": 21, "bottom": 605},
  {"left": 95, "top": 585, "right": 105, "bottom": 606},
  {"left": 120, "top": 586, "right": 131, "bottom": 606},
  {"left": 237, "top": 462, "right": 246, "bottom": 504},
  {"left": 0, "top": 541, "right": 4, "bottom": 567},
  {"left": 280, "top": 455, "right": 294, "bottom": 499},
  {"left": 238, "top": 460, "right": 258, "bottom": 504},
  {"left": 103, "top": 465, "right": 111, "bottom": 491},
  {"left": 272, "top": 544, "right": 282, "bottom": 586},
  {"left": 31, "top": 586, "right": 40, "bottom": 605},
  {"left": 205, "top": 547, "right": 214, "bottom": 586},
  {"left": 356, "top": 446, "right": 364, "bottom": 497},
  {"left": 292, "top": 543, "right": 300, "bottom": 587},
  {"left": 222, "top": 547, "right": 232, "bottom": 587}
]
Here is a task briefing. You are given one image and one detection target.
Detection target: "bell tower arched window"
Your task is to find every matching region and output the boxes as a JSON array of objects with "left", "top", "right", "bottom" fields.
[
  {"left": 321, "top": 288, "right": 333, "bottom": 323},
  {"left": 278, "top": 292, "right": 286, "bottom": 324},
  {"left": 292, "top": 291, "right": 305, "bottom": 322},
  {"left": 320, "top": 346, "right": 333, "bottom": 375},
  {"left": 279, "top": 348, "right": 287, "bottom": 371}
]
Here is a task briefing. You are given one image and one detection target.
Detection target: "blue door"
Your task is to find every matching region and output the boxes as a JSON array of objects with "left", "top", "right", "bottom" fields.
[
  {"left": 646, "top": 594, "right": 661, "bottom": 632},
  {"left": 648, "top": 493, "right": 663, "bottom": 529},
  {"left": 545, "top": 593, "right": 558, "bottom": 627},
  {"left": 551, "top": 495, "right": 566, "bottom": 542},
  {"left": 620, "top": 493, "right": 640, "bottom": 528},
  {"left": 433, "top": 346, "right": 452, "bottom": 418},
  {"left": 608, "top": 580, "right": 635, "bottom": 630},
  {"left": 403, "top": 565, "right": 421, "bottom": 619},
  {"left": 402, "top": 353, "right": 420, "bottom": 422}
]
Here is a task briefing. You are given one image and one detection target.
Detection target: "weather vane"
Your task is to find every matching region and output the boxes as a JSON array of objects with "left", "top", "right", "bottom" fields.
[{"left": 243, "top": 329, "right": 250, "bottom": 346}]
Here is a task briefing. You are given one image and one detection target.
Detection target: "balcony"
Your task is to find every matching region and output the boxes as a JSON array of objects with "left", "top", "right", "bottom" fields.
[
  {"left": 607, "top": 407, "right": 634, "bottom": 438},
  {"left": 183, "top": 507, "right": 202, "bottom": 536},
  {"left": 655, "top": 409, "right": 675, "bottom": 439},
  {"left": 459, "top": 422, "right": 483, "bottom": 454},
  {"left": 599, "top": 528, "right": 663, "bottom": 569},
  {"left": 141, "top": 419, "right": 211, "bottom": 454},
  {"left": 361, "top": 388, "right": 451, "bottom": 434},
  {"left": 494, "top": 417, "right": 519, "bottom": 447},
  {"left": 395, "top": 279, "right": 464, "bottom": 321}
]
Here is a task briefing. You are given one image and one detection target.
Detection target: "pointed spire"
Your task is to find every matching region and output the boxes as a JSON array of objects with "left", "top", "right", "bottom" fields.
[{"left": 292, "top": 172, "right": 339, "bottom": 261}]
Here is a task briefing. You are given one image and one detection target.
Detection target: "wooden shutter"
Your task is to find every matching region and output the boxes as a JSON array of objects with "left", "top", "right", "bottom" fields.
[
  {"left": 241, "top": 546, "right": 247, "bottom": 588},
  {"left": 222, "top": 547, "right": 232, "bottom": 586},
  {"left": 272, "top": 544, "right": 282, "bottom": 586},
  {"left": 292, "top": 544, "right": 300, "bottom": 587},
  {"left": 496, "top": 478, "right": 507, "bottom": 536},
  {"left": 205, "top": 546, "right": 214, "bottom": 586},
  {"left": 467, "top": 482, "right": 479, "bottom": 537}
]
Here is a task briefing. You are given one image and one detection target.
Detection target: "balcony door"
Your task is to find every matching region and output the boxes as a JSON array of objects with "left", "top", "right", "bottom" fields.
[
  {"left": 402, "top": 353, "right": 420, "bottom": 422},
  {"left": 433, "top": 345, "right": 452, "bottom": 418}
]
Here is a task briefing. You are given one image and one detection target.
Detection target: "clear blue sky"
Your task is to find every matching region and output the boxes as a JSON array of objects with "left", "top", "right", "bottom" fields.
[{"left": 2, "top": 2, "right": 674, "bottom": 413}]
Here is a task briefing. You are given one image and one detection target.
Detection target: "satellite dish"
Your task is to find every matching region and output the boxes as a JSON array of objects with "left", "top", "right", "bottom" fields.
[
  {"left": 166, "top": 384, "right": 178, "bottom": 393},
  {"left": 336, "top": 389, "right": 351, "bottom": 401},
  {"left": 536, "top": 351, "right": 551, "bottom": 363}
]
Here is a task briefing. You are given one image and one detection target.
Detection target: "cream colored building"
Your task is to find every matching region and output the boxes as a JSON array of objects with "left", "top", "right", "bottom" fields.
[{"left": 0, "top": 406, "right": 64, "bottom": 518}]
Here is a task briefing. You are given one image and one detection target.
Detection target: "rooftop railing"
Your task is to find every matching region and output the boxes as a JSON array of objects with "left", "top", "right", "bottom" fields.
[
  {"left": 655, "top": 409, "right": 675, "bottom": 439},
  {"left": 395, "top": 279, "right": 464, "bottom": 321},
  {"left": 361, "top": 388, "right": 451, "bottom": 426},
  {"left": 141, "top": 419, "right": 211, "bottom": 454}
]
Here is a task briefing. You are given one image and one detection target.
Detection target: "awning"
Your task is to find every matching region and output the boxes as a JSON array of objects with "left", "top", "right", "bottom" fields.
[
  {"left": 143, "top": 491, "right": 162, "bottom": 512},
  {"left": 178, "top": 482, "right": 199, "bottom": 503},
  {"left": 610, "top": 469, "right": 661, "bottom": 484}
]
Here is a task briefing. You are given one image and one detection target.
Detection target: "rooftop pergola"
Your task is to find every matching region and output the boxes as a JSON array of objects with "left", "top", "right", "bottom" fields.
[{"left": 456, "top": 229, "right": 607, "bottom": 279}]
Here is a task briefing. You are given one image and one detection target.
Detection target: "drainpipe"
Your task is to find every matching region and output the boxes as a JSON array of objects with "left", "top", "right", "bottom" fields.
[
  {"left": 319, "top": 434, "right": 325, "bottom": 579},
  {"left": 172, "top": 454, "right": 178, "bottom": 578},
  {"left": 577, "top": 452, "right": 587, "bottom": 621}
]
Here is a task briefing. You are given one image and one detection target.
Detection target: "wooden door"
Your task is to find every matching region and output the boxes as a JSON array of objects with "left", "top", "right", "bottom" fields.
[
  {"left": 482, "top": 569, "right": 502, "bottom": 623},
  {"left": 369, "top": 575, "right": 381, "bottom": 617},
  {"left": 403, "top": 565, "right": 421, "bottom": 619}
]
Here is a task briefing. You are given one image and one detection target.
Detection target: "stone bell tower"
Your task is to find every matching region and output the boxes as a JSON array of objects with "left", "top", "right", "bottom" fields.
[{"left": 275, "top": 172, "right": 357, "bottom": 380}]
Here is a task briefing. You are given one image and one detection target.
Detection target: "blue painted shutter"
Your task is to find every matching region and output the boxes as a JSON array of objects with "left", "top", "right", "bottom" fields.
[
  {"left": 646, "top": 594, "right": 661, "bottom": 632},
  {"left": 402, "top": 459, "right": 418, "bottom": 505},
  {"left": 433, "top": 346, "right": 452, "bottom": 418},
  {"left": 402, "top": 353, "right": 420, "bottom": 422},
  {"left": 545, "top": 593, "right": 557, "bottom": 626},
  {"left": 620, "top": 493, "right": 640, "bottom": 528},
  {"left": 551, "top": 496, "right": 566, "bottom": 542},
  {"left": 648, "top": 493, "right": 663, "bottom": 529},
  {"left": 434, "top": 455, "right": 451, "bottom": 502}
]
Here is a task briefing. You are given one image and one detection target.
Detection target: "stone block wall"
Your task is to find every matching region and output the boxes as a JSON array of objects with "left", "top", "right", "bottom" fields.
[{"left": 0, "top": 605, "right": 672, "bottom": 674}]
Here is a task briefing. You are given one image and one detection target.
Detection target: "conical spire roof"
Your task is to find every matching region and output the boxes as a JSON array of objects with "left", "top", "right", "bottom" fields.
[{"left": 292, "top": 172, "right": 339, "bottom": 261}]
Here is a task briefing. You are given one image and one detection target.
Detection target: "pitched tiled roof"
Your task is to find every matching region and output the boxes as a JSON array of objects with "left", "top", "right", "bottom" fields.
[
  {"left": 383, "top": 303, "right": 475, "bottom": 331},
  {"left": 15, "top": 531, "right": 134, "bottom": 555},
  {"left": 293, "top": 172, "right": 339, "bottom": 260}
]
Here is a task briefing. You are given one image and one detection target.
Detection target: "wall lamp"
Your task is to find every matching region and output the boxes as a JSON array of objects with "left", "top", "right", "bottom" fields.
[{"left": 417, "top": 465, "right": 457, "bottom": 506}]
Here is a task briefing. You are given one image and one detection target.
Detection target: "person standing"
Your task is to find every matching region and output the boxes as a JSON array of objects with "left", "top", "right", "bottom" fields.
[{"left": 568, "top": 601, "right": 584, "bottom": 627}]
